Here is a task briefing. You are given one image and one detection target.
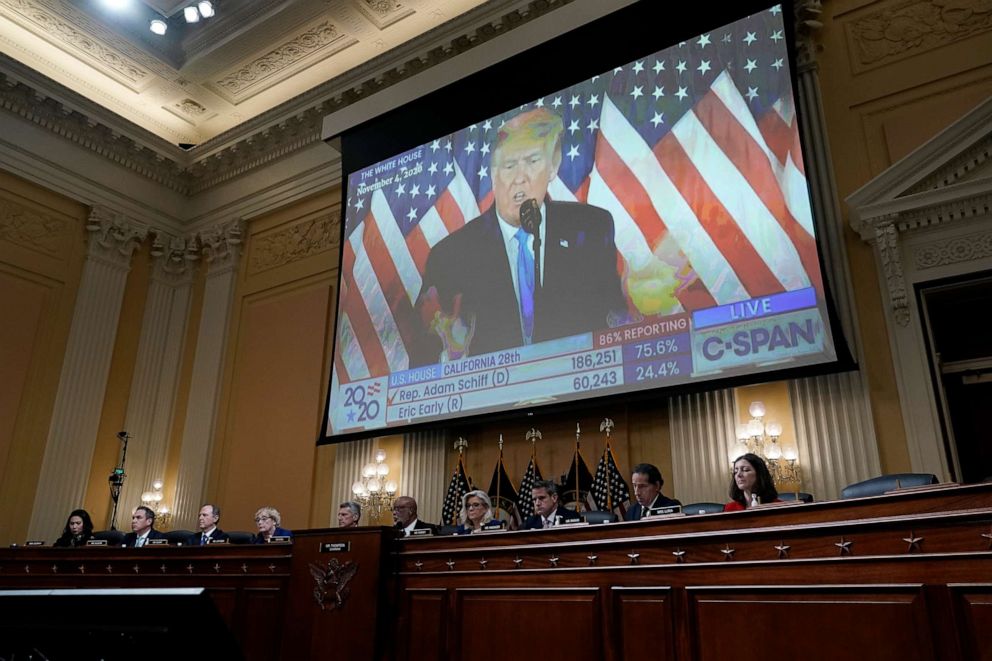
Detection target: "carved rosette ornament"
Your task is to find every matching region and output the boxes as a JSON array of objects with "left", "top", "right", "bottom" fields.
[
  {"left": 85, "top": 206, "right": 146, "bottom": 268},
  {"left": 873, "top": 215, "right": 910, "bottom": 327},
  {"left": 309, "top": 558, "right": 358, "bottom": 611}
]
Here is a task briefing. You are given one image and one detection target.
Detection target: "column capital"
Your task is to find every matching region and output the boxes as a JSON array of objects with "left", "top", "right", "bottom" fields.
[
  {"left": 149, "top": 230, "right": 196, "bottom": 285},
  {"left": 793, "top": 0, "right": 824, "bottom": 74},
  {"left": 197, "top": 218, "right": 244, "bottom": 275},
  {"left": 85, "top": 206, "right": 147, "bottom": 268}
]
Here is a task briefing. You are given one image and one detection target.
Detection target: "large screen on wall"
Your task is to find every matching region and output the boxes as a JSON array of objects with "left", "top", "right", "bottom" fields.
[{"left": 322, "top": 2, "right": 841, "bottom": 441}]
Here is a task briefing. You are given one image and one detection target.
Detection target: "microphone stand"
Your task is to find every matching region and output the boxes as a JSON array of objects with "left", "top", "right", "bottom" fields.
[{"left": 108, "top": 431, "right": 130, "bottom": 531}]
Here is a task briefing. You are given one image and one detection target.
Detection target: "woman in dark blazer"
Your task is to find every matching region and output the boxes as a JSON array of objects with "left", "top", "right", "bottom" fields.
[
  {"left": 252, "top": 506, "right": 293, "bottom": 543},
  {"left": 53, "top": 509, "right": 93, "bottom": 547}
]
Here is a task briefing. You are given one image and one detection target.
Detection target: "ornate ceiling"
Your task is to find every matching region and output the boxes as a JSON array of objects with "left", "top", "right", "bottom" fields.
[{"left": 0, "top": 0, "right": 493, "bottom": 147}]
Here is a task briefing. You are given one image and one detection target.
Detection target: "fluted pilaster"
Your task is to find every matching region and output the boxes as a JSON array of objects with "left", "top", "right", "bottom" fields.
[
  {"left": 115, "top": 233, "right": 195, "bottom": 522},
  {"left": 28, "top": 207, "right": 146, "bottom": 539},
  {"left": 669, "top": 389, "right": 737, "bottom": 505},
  {"left": 172, "top": 219, "right": 243, "bottom": 529},
  {"left": 400, "top": 430, "right": 448, "bottom": 524}
]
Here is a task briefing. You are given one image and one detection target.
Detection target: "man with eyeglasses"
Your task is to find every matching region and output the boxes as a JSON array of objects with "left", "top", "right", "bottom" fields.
[{"left": 391, "top": 496, "right": 436, "bottom": 536}]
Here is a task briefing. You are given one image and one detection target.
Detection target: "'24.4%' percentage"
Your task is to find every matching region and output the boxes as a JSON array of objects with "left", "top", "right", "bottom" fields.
[{"left": 634, "top": 360, "right": 681, "bottom": 381}]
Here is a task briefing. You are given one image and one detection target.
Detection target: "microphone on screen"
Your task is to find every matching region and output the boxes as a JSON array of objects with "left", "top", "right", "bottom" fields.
[{"left": 519, "top": 198, "right": 541, "bottom": 235}]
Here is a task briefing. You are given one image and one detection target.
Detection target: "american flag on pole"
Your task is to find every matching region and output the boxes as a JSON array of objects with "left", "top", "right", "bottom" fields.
[
  {"left": 332, "top": 5, "right": 816, "bottom": 407},
  {"left": 487, "top": 449, "right": 521, "bottom": 529},
  {"left": 516, "top": 456, "right": 543, "bottom": 520},
  {"left": 559, "top": 444, "right": 596, "bottom": 512},
  {"left": 440, "top": 457, "right": 471, "bottom": 526},
  {"left": 590, "top": 443, "right": 631, "bottom": 518}
]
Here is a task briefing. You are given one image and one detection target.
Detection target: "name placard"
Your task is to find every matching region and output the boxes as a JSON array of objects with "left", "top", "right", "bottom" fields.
[
  {"left": 25, "top": 540, "right": 46, "bottom": 547},
  {"left": 554, "top": 515, "right": 582, "bottom": 526},
  {"left": 408, "top": 528, "right": 433, "bottom": 537},
  {"left": 147, "top": 538, "right": 168, "bottom": 546},
  {"left": 85, "top": 539, "right": 108, "bottom": 546},
  {"left": 645, "top": 505, "right": 683, "bottom": 517},
  {"left": 207, "top": 538, "right": 228, "bottom": 545},
  {"left": 480, "top": 522, "right": 505, "bottom": 532},
  {"left": 268, "top": 536, "right": 292, "bottom": 544},
  {"left": 320, "top": 541, "right": 350, "bottom": 553}
]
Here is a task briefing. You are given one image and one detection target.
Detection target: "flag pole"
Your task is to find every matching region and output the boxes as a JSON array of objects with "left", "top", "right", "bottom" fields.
[
  {"left": 574, "top": 423, "right": 581, "bottom": 511},
  {"left": 496, "top": 434, "right": 503, "bottom": 522},
  {"left": 454, "top": 436, "right": 468, "bottom": 525},
  {"left": 600, "top": 418, "right": 615, "bottom": 512}
]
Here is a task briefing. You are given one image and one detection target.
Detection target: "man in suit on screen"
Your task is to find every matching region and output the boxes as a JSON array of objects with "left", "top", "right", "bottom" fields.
[{"left": 415, "top": 107, "right": 627, "bottom": 363}]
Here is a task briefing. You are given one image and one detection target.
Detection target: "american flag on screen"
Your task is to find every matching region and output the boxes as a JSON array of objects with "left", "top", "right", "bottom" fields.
[{"left": 333, "top": 5, "right": 817, "bottom": 389}]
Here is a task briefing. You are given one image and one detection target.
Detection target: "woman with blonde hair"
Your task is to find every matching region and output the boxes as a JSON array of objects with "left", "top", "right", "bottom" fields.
[
  {"left": 456, "top": 490, "right": 501, "bottom": 534},
  {"left": 252, "top": 506, "right": 293, "bottom": 543}
]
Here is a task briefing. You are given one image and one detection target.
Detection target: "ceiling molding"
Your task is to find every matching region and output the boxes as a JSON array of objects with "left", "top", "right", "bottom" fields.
[{"left": 1, "top": 0, "right": 595, "bottom": 201}]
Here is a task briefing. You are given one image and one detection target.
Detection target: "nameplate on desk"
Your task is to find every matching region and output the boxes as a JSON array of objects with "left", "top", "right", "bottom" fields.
[
  {"left": 320, "top": 542, "right": 350, "bottom": 553},
  {"left": 555, "top": 520, "right": 587, "bottom": 527},
  {"left": 25, "top": 540, "right": 46, "bottom": 547},
  {"left": 207, "top": 538, "right": 228, "bottom": 545},
  {"left": 408, "top": 528, "right": 433, "bottom": 537},
  {"left": 85, "top": 539, "right": 108, "bottom": 546},
  {"left": 268, "top": 536, "right": 292, "bottom": 544},
  {"left": 645, "top": 505, "right": 683, "bottom": 517},
  {"left": 554, "top": 515, "right": 583, "bottom": 526},
  {"left": 480, "top": 522, "right": 505, "bottom": 532},
  {"left": 146, "top": 538, "right": 168, "bottom": 546}
]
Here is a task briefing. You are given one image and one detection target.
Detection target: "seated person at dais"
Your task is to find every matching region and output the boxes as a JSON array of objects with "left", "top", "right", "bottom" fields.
[
  {"left": 124, "top": 506, "right": 168, "bottom": 547},
  {"left": 522, "top": 480, "right": 579, "bottom": 529},
  {"left": 253, "top": 506, "right": 293, "bottom": 543},
  {"left": 337, "top": 501, "right": 361, "bottom": 528},
  {"left": 724, "top": 453, "right": 781, "bottom": 511},
  {"left": 187, "top": 503, "right": 230, "bottom": 545},
  {"left": 53, "top": 509, "right": 94, "bottom": 548},
  {"left": 392, "top": 496, "right": 436, "bottom": 536},
  {"left": 456, "top": 490, "right": 502, "bottom": 534},
  {"left": 625, "top": 463, "right": 682, "bottom": 520}
]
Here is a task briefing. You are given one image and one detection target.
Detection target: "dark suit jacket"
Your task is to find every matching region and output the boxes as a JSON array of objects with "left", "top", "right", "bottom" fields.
[
  {"left": 187, "top": 528, "right": 230, "bottom": 546},
  {"left": 625, "top": 494, "right": 682, "bottom": 521},
  {"left": 252, "top": 527, "right": 293, "bottom": 543},
  {"left": 123, "top": 529, "right": 167, "bottom": 547},
  {"left": 394, "top": 519, "right": 437, "bottom": 536},
  {"left": 414, "top": 200, "right": 626, "bottom": 363},
  {"left": 521, "top": 506, "right": 581, "bottom": 530}
]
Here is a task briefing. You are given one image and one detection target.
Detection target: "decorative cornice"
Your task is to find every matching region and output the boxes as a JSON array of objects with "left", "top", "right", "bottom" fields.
[
  {"left": 248, "top": 211, "right": 340, "bottom": 274},
  {"left": 905, "top": 135, "right": 992, "bottom": 196},
  {"left": 357, "top": 0, "right": 415, "bottom": 30},
  {"left": 0, "top": 0, "right": 585, "bottom": 198},
  {"left": 0, "top": 68, "right": 189, "bottom": 194},
  {"left": 914, "top": 230, "right": 992, "bottom": 271},
  {"left": 0, "top": 195, "right": 69, "bottom": 257},
  {"left": 85, "top": 206, "right": 147, "bottom": 268},
  {"left": 846, "top": 0, "right": 992, "bottom": 73}
]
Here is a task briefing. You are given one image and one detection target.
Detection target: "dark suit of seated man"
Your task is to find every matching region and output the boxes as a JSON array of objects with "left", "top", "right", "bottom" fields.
[
  {"left": 413, "top": 106, "right": 627, "bottom": 364},
  {"left": 188, "top": 503, "right": 230, "bottom": 546},
  {"left": 123, "top": 506, "right": 168, "bottom": 548},
  {"left": 391, "top": 496, "right": 437, "bottom": 536},
  {"left": 625, "top": 463, "right": 682, "bottom": 521},
  {"left": 522, "top": 480, "right": 581, "bottom": 530}
]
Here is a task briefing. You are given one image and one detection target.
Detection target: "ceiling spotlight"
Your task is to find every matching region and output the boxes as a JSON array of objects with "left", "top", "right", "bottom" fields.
[
  {"left": 102, "top": 0, "right": 130, "bottom": 9},
  {"left": 149, "top": 19, "right": 167, "bottom": 35},
  {"left": 197, "top": 1, "right": 215, "bottom": 18},
  {"left": 183, "top": 6, "right": 200, "bottom": 22}
]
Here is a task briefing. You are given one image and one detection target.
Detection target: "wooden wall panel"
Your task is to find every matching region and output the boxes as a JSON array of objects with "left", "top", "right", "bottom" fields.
[
  {"left": 951, "top": 585, "right": 992, "bottom": 661},
  {"left": 401, "top": 588, "right": 447, "bottom": 661},
  {"left": 688, "top": 585, "right": 936, "bottom": 661},
  {"left": 612, "top": 586, "right": 675, "bottom": 661},
  {"left": 240, "top": 587, "right": 284, "bottom": 661},
  {"left": 454, "top": 588, "right": 602, "bottom": 661}
]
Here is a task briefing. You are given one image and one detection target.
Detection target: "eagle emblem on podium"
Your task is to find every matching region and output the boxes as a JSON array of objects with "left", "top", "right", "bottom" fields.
[{"left": 309, "top": 558, "right": 359, "bottom": 611}]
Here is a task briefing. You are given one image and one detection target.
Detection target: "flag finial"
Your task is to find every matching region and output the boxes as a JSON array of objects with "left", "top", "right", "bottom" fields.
[
  {"left": 498, "top": 434, "right": 504, "bottom": 451},
  {"left": 526, "top": 428, "right": 542, "bottom": 443},
  {"left": 600, "top": 418, "right": 614, "bottom": 438},
  {"left": 454, "top": 437, "right": 468, "bottom": 454}
]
